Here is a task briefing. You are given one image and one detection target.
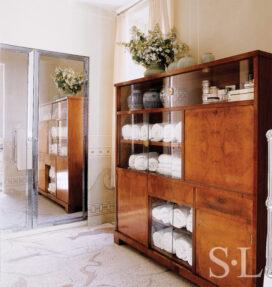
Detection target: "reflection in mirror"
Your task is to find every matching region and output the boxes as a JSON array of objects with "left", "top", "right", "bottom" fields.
[
  {"left": 38, "top": 55, "right": 87, "bottom": 226},
  {"left": 0, "top": 49, "right": 29, "bottom": 233}
]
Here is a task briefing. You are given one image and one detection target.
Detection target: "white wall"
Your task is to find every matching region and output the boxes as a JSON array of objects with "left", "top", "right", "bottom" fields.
[
  {"left": 174, "top": 0, "right": 272, "bottom": 62},
  {"left": 0, "top": 0, "right": 116, "bottom": 225}
]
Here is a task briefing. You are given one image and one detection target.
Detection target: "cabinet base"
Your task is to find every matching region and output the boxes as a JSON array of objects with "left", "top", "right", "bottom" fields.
[{"left": 114, "top": 231, "right": 216, "bottom": 287}]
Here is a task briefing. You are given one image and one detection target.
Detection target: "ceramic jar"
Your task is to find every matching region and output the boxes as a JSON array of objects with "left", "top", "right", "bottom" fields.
[
  {"left": 167, "top": 61, "right": 178, "bottom": 72},
  {"left": 201, "top": 52, "right": 215, "bottom": 63},
  {"left": 144, "top": 63, "right": 165, "bottom": 77},
  {"left": 177, "top": 55, "right": 197, "bottom": 69},
  {"left": 143, "top": 89, "right": 161, "bottom": 109},
  {"left": 127, "top": 90, "right": 143, "bottom": 111}
]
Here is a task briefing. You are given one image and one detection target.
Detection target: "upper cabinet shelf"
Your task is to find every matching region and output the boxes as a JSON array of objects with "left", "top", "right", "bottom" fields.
[{"left": 116, "top": 52, "right": 257, "bottom": 113}]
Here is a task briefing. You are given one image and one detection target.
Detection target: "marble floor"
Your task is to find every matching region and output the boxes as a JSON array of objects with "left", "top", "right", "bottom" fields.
[
  {"left": 0, "top": 191, "right": 82, "bottom": 233},
  {"left": 0, "top": 224, "right": 196, "bottom": 287}
]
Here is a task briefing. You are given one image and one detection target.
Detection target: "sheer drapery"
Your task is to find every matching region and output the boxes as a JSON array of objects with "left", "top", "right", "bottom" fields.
[
  {"left": 148, "top": 0, "right": 174, "bottom": 34},
  {"left": 111, "top": 0, "right": 175, "bottom": 186}
]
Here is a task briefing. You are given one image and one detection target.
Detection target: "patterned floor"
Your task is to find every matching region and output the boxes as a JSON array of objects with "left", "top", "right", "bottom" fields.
[{"left": 0, "top": 224, "right": 196, "bottom": 287}]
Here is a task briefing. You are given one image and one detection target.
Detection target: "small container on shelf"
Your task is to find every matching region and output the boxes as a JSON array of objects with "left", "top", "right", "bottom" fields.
[
  {"left": 127, "top": 89, "right": 143, "bottom": 111},
  {"left": 143, "top": 89, "right": 162, "bottom": 109}
]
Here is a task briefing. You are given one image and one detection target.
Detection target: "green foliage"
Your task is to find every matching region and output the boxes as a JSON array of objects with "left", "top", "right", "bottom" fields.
[
  {"left": 118, "top": 24, "right": 189, "bottom": 69},
  {"left": 51, "top": 66, "right": 84, "bottom": 95}
]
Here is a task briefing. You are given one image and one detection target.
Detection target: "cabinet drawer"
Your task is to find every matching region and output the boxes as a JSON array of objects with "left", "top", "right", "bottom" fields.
[
  {"left": 148, "top": 174, "right": 193, "bottom": 206},
  {"left": 196, "top": 187, "right": 253, "bottom": 222}
]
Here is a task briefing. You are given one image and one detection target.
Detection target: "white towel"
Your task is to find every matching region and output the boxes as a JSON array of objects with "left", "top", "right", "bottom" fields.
[
  {"left": 51, "top": 126, "right": 58, "bottom": 138},
  {"left": 152, "top": 227, "right": 172, "bottom": 250},
  {"left": 174, "top": 121, "right": 182, "bottom": 143},
  {"left": 48, "top": 182, "right": 56, "bottom": 194},
  {"left": 140, "top": 124, "right": 148, "bottom": 141},
  {"left": 150, "top": 123, "right": 164, "bottom": 142},
  {"left": 158, "top": 154, "right": 172, "bottom": 164},
  {"left": 163, "top": 124, "right": 175, "bottom": 142},
  {"left": 122, "top": 124, "right": 132, "bottom": 140},
  {"left": 149, "top": 157, "right": 159, "bottom": 172},
  {"left": 134, "top": 153, "right": 148, "bottom": 171},
  {"left": 152, "top": 203, "right": 173, "bottom": 224},
  {"left": 173, "top": 206, "right": 190, "bottom": 228},
  {"left": 174, "top": 233, "right": 192, "bottom": 265},
  {"left": 49, "top": 144, "right": 58, "bottom": 154},
  {"left": 161, "top": 230, "right": 173, "bottom": 253},
  {"left": 49, "top": 166, "right": 56, "bottom": 179},
  {"left": 128, "top": 154, "right": 136, "bottom": 169},
  {"left": 186, "top": 209, "right": 193, "bottom": 232},
  {"left": 148, "top": 152, "right": 159, "bottom": 172},
  {"left": 131, "top": 124, "right": 141, "bottom": 140},
  {"left": 59, "top": 127, "right": 68, "bottom": 138},
  {"left": 161, "top": 205, "right": 173, "bottom": 224}
]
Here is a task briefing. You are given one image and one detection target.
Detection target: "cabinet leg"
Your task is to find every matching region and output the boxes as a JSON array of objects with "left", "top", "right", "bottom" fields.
[{"left": 114, "top": 232, "right": 126, "bottom": 245}]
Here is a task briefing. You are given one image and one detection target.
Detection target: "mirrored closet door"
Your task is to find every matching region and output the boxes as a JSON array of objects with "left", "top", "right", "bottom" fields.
[{"left": 0, "top": 44, "right": 88, "bottom": 234}]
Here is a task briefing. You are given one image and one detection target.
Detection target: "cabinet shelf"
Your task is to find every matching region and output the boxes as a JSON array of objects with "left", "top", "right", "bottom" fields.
[
  {"left": 120, "top": 139, "right": 182, "bottom": 148},
  {"left": 117, "top": 100, "right": 254, "bottom": 115},
  {"left": 152, "top": 245, "right": 192, "bottom": 270},
  {"left": 152, "top": 218, "right": 192, "bottom": 236}
]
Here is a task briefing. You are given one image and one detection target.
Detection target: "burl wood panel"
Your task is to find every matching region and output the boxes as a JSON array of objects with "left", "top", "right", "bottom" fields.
[
  {"left": 196, "top": 187, "right": 253, "bottom": 223},
  {"left": 196, "top": 209, "right": 254, "bottom": 287},
  {"left": 185, "top": 105, "right": 254, "bottom": 193},
  {"left": 117, "top": 168, "right": 148, "bottom": 247},
  {"left": 148, "top": 174, "right": 193, "bottom": 206}
]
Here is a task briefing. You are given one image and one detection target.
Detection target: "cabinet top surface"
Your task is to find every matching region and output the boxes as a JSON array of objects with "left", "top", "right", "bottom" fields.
[{"left": 114, "top": 50, "right": 271, "bottom": 87}]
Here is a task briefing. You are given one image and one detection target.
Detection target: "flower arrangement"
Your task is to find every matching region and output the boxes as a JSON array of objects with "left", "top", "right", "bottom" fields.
[
  {"left": 119, "top": 24, "right": 189, "bottom": 70},
  {"left": 51, "top": 66, "right": 84, "bottom": 95}
]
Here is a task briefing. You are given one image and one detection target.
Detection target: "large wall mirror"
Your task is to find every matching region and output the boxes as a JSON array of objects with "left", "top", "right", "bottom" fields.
[{"left": 0, "top": 44, "right": 89, "bottom": 233}]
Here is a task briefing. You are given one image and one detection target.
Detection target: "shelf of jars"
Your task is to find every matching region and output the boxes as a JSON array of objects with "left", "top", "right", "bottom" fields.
[
  {"left": 151, "top": 198, "right": 193, "bottom": 269},
  {"left": 117, "top": 57, "right": 255, "bottom": 116}
]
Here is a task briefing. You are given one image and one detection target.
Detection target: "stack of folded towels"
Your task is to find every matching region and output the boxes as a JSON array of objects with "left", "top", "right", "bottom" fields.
[
  {"left": 152, "top": 203, "right": 192, "bottom": 231},
  {"left": 128, "top": 153, "right": 181, "bottom": 177},
  {"left": 128, "top": 152, "right": 159, "bottom": 171},
  {"left": 122, "top": 124, "right": 150, "bottom": 141},
  {"left": 122, "top": 121, "right": 182, "bottom": 142},
  {"left": 152, "top": 228, "right": 192, "bottom": 265},
  {"left": 157, "top": 154, "right": 182, "bottom": 179}
]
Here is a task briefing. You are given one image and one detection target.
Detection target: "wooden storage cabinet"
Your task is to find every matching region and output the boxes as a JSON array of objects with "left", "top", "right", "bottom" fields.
[
  {"left": 38, "top": 96, "right": 84, "bottom": 213},
  {"left": 114, "top": 51, "right": 271, "bottom": 287}
]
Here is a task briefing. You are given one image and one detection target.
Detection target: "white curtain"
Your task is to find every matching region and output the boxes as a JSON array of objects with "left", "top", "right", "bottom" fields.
[
  {"left": 111, "top": 0, "right": 175, "bottom": 186},
  {"left": 149, "top": 0, "right": 174, "bottom": 34}
]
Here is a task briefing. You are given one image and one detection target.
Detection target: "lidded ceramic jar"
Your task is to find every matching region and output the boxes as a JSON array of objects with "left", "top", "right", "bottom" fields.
[
  {"left": 127, "top": 89, "right": 143, "bottom": 111},
  {"left": 143, "top": 89, "right": 161, "bottom": 109},
  {"left": 201, "top": 52, "right": 215, "bottom": 63},
  {"left": 177, "top": 55, "right": 197, "bottom": 69}
]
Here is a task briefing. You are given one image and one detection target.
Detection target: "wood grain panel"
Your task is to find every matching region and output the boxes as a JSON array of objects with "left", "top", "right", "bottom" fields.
[
  {"left": 185, "top": 105, "right": 254, "bottom": 193},
  {"left": 196, "top": 187, "right": 253, "bottom": 223},
  {"left": 196, "top": 209, "right": 254, "bottom": 287},
  {"left": 117, "top": 168, "right": 148, "bottom": 247},
  {"left": 148, "top": 174, "right": 193, "bottom": 206}
]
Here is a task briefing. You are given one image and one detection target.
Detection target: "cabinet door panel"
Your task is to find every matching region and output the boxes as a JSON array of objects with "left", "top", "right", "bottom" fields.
[
  {"left": 117, "top": 168, "right": 148, "bottom": 247},
  {"left": 196, "top": 209, "right": 254, "bottom": 287},
  {"left": 185, "top": 105, "right": 254, "bottom": 193}
]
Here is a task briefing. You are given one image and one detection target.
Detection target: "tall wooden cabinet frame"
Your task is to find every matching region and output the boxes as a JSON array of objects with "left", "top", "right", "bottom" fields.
[{"left": 114, "top": 51, "right": 272, "bottom": 287}]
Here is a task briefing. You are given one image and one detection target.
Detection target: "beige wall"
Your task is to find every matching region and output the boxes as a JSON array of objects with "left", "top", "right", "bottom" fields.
[
  {"left": 174, "top": 0, "right": 272, "bottom": 62},
  {"left": 0, "top": 0, "right": 116, "bottom": 226}
]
